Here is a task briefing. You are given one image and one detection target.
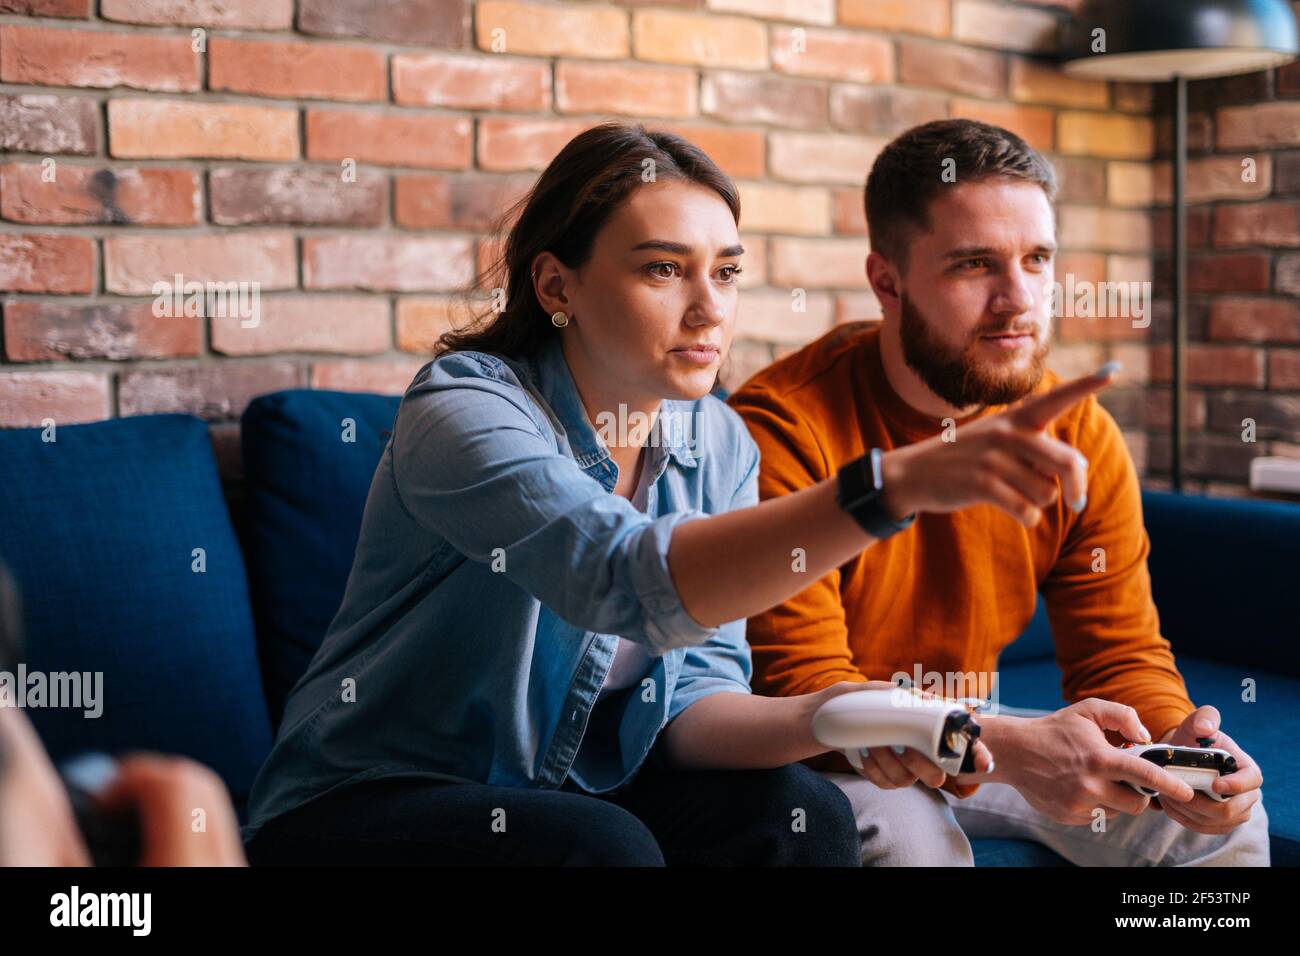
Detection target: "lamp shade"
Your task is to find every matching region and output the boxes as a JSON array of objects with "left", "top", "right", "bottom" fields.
[{"left": 1062, "top": 0, "right": 1299, "bottom": 80}]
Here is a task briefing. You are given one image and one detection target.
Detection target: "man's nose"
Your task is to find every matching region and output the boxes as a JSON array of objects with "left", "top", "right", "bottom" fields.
[{"left": 990, "top": 265, "right": 1039, "bottom": 316}]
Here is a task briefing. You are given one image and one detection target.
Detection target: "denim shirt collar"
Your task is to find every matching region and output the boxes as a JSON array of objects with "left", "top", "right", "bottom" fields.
[{"left": 524, "top": 335, "right": 700, "bottom": 471}]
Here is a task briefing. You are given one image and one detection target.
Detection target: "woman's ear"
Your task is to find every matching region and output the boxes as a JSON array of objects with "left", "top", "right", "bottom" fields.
[{"left": 531, "top": 252, "right": 574, "bottom": 318}]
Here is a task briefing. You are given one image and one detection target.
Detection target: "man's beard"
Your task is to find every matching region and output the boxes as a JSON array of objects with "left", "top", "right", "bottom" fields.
[{"left": 898, "top": 292, "right": 1050, "bottom": 408}]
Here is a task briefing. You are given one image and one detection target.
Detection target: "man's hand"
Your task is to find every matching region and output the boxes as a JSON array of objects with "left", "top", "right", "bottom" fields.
[
  {"left": 968, "top": 698, "right": 1197, "bottom": 826},
  {"left": 1151, "top": 705, "right": 1263, "bottom": 835},
  {"left": 879, "top": 362, "right": 1119, "bottom": 527},
  {"left": 815, "top": 681, "right": 994, "bottom": 790}
]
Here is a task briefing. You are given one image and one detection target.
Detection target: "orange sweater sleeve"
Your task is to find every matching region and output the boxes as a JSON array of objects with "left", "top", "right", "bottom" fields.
[
  {"left": 729, "top": 385, "right": 976, "bottom": 797},
  {"left": 1041, "top": 396, "right": 1196, "bottom": 744},
  {"left": 728, "top": 385, "right": 869, "bottom": 696}
]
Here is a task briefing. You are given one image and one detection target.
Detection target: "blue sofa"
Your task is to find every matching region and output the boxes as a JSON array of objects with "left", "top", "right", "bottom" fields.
[{"left": 1, "top": 388, "right": 1295, "bottom": 866}]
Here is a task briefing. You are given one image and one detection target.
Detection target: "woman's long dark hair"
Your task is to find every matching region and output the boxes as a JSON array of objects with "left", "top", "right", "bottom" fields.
[{"left": 436, "top": 122, "right": 741, "bottom": 359}]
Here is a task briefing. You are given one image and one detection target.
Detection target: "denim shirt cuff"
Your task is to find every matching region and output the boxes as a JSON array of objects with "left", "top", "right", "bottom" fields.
[{"left": 632, "top": 511, "right": 724, "bottom": 655}]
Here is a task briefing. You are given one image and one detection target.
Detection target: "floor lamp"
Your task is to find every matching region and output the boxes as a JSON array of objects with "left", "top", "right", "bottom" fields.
[{"left": 1061, "top": 0, "right": 1298, "bottom": 491}]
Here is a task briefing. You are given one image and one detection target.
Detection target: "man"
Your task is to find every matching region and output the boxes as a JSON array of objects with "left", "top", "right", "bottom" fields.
[{"left": 728, "top": 119, "right": 1268, "bottom": 866}]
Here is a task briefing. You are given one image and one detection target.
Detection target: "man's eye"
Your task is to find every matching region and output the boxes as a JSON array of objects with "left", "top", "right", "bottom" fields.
[
  {"left": 718, "top": 265, "right": 743, "bottom": 283},
  {"left": 1028, "top": 254, "right": 1051, "bottom": 266},
  {"left": 962, "top": 258, "right": 987, "bottom": 270}
]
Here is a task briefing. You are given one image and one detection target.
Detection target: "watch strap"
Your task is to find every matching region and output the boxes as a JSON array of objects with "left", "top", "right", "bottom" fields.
[{"left": 836, "top": 448, "right": 916, "bottom": 539}]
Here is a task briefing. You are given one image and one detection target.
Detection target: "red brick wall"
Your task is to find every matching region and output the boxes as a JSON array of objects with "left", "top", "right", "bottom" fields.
[
  {"left": 1139, "top": 43, "right": 1300, "bottom": 495},
  {"left": 0, "top": 0, "right": 1224, "bottom": 489}
]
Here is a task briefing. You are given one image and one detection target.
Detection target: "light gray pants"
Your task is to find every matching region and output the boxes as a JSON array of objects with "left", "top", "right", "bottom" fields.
[{"left": 821, "top": 771, "right": 1271, "bottom": 866}]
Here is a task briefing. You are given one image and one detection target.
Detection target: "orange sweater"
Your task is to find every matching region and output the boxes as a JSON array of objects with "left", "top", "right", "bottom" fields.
[{"left": 729, "top": 323, "right": 1195, "bottom": 795}]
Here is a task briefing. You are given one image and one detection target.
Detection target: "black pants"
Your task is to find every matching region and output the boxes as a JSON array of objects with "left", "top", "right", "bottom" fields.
[{"left": 245, "top": 757, "right": 860, "bottom": 866}]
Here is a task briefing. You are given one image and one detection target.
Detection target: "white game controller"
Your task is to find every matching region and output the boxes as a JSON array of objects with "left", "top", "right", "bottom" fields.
[
  {"left": 1120, "top": 743, "right": 1238, "bottom": 802},
  {"left": 811, "top": 687, "right": 982, "bottom": 776}
]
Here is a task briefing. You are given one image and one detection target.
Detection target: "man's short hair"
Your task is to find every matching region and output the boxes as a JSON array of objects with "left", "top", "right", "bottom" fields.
[{"left": 865, "top": 119, "right": 1058, "bottom": 272}]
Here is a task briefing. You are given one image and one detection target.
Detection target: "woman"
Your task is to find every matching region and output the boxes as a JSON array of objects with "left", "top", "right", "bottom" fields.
[{"left": 242, "top": 122, "right": 992, "bottom": 866}]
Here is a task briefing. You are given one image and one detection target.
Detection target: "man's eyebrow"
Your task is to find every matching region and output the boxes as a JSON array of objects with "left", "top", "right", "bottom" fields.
[
  {"left": 630, "top": 240, "right": 745, "bottom": 257},
  {"left": 943, "top": 242, "right": 1058, "bottom": 260},
  {"left": 944, "top": 246, "right": 998, "bottom": 260}
]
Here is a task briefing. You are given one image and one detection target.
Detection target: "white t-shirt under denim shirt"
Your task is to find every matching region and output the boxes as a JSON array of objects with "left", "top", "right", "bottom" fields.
[{"left": 598, "top": 450, "right": 657, "bottom": 698}]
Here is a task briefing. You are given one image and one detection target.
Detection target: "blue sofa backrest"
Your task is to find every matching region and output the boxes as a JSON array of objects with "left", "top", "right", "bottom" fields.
[
  {"left": 240, "top": 389, "right": 402, "bottom": 730},
  {"left": 1001, "top": 490, "right": 1300, "bottom": 674},
  {"left": 0, "top": 414, "right": 274, "bottom": 809},
  {"left": 1143, "top": 489, "right": 1300, "bottom": 677}
]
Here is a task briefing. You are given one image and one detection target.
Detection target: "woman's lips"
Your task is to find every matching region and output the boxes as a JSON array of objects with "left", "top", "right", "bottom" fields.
[{"left": 670, "top": 346, "right": 720, "bottom": 365}]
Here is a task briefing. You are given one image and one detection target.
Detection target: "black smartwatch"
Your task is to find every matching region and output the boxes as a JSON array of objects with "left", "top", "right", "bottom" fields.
[{"left": 836, "top": 447, "right": 916, "bottom": 539}]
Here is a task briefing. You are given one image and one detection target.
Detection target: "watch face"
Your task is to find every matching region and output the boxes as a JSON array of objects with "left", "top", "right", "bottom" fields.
[{"left": 867, "top": 447, "right": 884, "bottom": 492}]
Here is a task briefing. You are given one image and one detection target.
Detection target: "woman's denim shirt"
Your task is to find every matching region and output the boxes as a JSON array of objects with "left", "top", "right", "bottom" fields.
[{"left": 243, "top": 336, "right": 760, "bottom": 840}]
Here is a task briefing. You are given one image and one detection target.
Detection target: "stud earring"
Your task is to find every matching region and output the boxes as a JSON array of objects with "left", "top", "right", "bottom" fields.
[{"left": 551, "top": 311, "right": 569, "bottom": 328}]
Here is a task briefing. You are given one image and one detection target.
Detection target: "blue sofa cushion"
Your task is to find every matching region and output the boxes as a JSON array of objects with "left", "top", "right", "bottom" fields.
[
  {"left": 996, "top": 654, "right": 1300, "bottom": 866},
  {"left": 240, "top": 389, "right": 402, "bottom": 729},
  {"left": 1143, "top": 491, "right": 1300, "bottom": 678},
  {"left": 0, "top": 414, "right": 272, "bottom": 806},
  {"left": 1000, "top": 492, "right": 1300, "bottom": 673}
]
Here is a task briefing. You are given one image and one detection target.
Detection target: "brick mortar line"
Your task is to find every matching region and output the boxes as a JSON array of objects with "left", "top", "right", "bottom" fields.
[
  {"left": 0, "top": 156, "right": 536, "bottom": 176},
  {"left": 0, "top": 216, "right": 1182, "bottom": 243},
  {"left": 0, "top": 225, "right": 495, "bottom": 238},
  {"left": 0, "top": 97, "right": 1161, "bottom": 171},
  {"left": 0, "top": 66, "right": 1153, "bottom": 123},
  {"left": 0, "top": 45, "right": 1159, "bottom": 115},
  {"left": 0, "top": 352, "right": 435, "bottom": 373},
  {"left": 11, "top": 351, "right": 1242, "bottom": 382},
  {"left": 0, "top": 158, "right": 545, "bottom": 197},
  {"left": 0, "top": 291, "right": 470, "bottom": 302},
  {"left": 0, "top": 159, "right": 1157, "bottom": 191},
  {"left": 0, "top": 11, "right": 1078, "bottom": 75}
]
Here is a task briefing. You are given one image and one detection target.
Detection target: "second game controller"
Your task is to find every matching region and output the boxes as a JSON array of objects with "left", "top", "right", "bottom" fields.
[
  {"left": 1119, "top": 743, "right": 1238, "bottom": 802},
  {"left": 812, "top": 687, "right": 982, "bottom": 776}
]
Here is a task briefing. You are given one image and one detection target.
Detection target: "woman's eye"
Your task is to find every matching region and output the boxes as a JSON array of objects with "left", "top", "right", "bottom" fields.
[{"left": 648, "top": 262, "right": 678, "bottom": 279}]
